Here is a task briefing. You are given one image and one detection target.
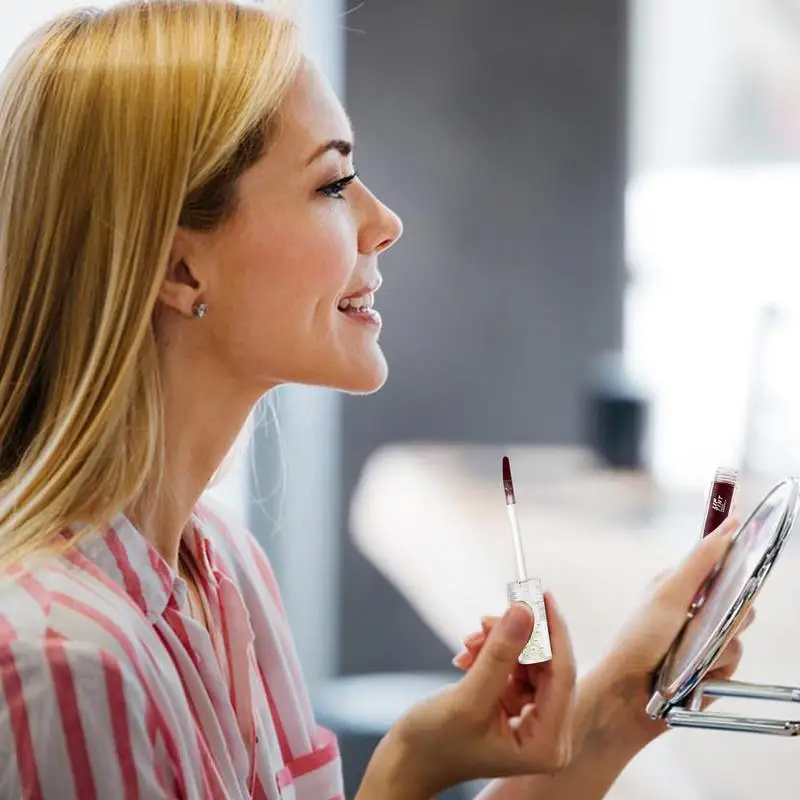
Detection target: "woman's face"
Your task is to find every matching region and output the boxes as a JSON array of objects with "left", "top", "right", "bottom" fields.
[{"left": 174, "top": 58, "right": 402, "bottom": 396}]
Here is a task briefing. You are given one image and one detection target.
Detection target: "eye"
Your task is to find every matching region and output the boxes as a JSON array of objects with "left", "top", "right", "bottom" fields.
[{"left": 318, "top": 170, "right": 359, "bottom": 200}]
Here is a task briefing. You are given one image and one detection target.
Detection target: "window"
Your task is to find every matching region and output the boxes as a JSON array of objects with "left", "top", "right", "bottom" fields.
[{"left": 627, "top": 0, "right": 800, "bottom": 490}]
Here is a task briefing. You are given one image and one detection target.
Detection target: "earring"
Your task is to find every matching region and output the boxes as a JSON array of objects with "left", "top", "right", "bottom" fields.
[{"left": 192, "top": 302, "right": 209, "bottom": 319}]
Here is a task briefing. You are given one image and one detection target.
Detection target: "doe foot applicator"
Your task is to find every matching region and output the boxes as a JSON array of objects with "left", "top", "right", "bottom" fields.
[{"left": 502, "top": 456, "right": 552, "bottom": 664}]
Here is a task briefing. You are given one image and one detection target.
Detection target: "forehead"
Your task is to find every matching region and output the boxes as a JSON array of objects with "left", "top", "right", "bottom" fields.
[{"left": 271, "top": 58, "right": 353, "bottom": 163}]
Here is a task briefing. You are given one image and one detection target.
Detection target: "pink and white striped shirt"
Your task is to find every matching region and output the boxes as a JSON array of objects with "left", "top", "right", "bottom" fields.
[{"left": 0, "top": 503, "right": 344, "bottom": 799}]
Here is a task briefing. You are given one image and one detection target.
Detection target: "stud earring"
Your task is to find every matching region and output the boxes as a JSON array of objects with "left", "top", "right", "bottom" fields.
[{"left": 192, "top": 302, "right": 209, "bottom": 319}]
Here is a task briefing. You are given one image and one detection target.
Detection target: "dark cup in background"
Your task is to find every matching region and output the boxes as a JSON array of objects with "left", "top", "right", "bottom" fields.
[{"left": 584, "top": 351, "right": 649, "bottom": 470}]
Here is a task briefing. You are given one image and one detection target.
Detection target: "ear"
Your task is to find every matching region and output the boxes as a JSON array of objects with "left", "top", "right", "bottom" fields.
[{"left": 159, "top": 229, "right": 207, "bottom": 317}]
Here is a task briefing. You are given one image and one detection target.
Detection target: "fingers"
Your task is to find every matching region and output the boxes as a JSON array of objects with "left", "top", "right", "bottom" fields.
[
  {"left": 456, "top": 594, "right": 576, "bottom": 720},
  {"left": 512, "top": 701, "right": 571, "bottom": 773},
  {"left": 699, "top": 608, "right": 753, "bottom": 705},
  {"left": 702, "top": 639, "right": 744, "bottom": 711},
  {"left": 452, "top": 640, "right": 481, "bottom": 671},
  {"left": 710, "top": 622, "right": 748, "bottom": 673},
  {"left": 458, "top": 604, "right": 534, "bottom": 712},
  {"left": 735, "top": 606, "right": 756, "bottom": 635},
  {"left": 508, "top": 596, "right": 575, "bottom": 772},
  {"left": 449, "top": 596, "right": 577, "bottom": 776},
  {"left": 500, "top": 671, "right": 537, "bottom": 718},
  {"left": 508, "top": 702, "right": 536, "bottom": 734},
  {"left": 712, "top": 636, "right": 743, "bottom": 676},
  {"left": 655, "top": 517, "right": 737, "bottom": 612},
  {"left": 705, "top": 605, "right": 754, "bottom": 675},
  {"left": 693, "top": 622, "right": 749, "bottom": 713},
  {"left": 481, "top": 616, "right": 500, "bottom": 634},
  {"left": 454, "top": 619, "right": 497, "bottom": 666},
  {"left": 456, "top": 596, "right": 576, "bottom": 680},
  {"left": 527, "top": 593, "right": 577, "bottom": 720}
]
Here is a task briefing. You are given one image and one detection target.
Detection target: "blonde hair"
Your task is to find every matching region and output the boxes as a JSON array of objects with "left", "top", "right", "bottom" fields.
[{"left": 0, "top": 1, "right": 300, "bottom": 566}]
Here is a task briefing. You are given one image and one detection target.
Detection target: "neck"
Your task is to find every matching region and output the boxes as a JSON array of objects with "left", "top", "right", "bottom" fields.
[{"left": 127, "top": 351, "right": 267, "bottom": 570}]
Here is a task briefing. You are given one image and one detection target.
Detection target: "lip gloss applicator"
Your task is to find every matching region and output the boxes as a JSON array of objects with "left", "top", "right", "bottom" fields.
[{"left": 502, "top": 456, "right": 552, "bottom": 664}]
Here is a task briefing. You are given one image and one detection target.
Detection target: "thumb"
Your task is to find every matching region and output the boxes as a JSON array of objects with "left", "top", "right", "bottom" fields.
[
  {"left": 458, "top": 604, "right": 533, "bottom": 710},
  {"left": 658, "top": 517, "right": 737, "bottom": 609}
]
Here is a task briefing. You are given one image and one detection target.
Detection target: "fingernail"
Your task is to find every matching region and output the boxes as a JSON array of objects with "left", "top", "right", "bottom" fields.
[
  {"left": 452, "top": 652, "right": 469, "bottom": 668},
  {"left": 500, "top": 604, "right": 533, "bottom": 639}
]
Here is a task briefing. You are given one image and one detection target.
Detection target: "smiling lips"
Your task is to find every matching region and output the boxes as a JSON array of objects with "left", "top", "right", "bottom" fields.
[
  {"left": 337, "top": 286, "right": 381, "bottom": 328},
  {"left": 337, "top": 292, "right": 374, "bottom": 311}
]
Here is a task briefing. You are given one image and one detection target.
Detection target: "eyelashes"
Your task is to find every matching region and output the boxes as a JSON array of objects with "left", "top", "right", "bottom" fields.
[{"left": 317, "top": 170, "right": 359, "bottom": 200}]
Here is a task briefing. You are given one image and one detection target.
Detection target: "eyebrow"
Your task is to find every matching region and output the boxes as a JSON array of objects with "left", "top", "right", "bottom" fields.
[{"left": 306, "top": 138, "right": 354, "bottom": 166}]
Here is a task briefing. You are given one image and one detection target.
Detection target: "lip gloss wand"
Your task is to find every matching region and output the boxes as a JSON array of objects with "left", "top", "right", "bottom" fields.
[{"left": 502, "top": 456, "right": 552, "bottom": 664}]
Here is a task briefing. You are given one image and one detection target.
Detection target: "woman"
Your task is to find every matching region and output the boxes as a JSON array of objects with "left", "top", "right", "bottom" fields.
[{"left": 0, "top": 3, "right": 747, "bottom": 799}]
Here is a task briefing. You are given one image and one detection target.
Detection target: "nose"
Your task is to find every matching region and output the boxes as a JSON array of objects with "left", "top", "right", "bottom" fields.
[{"left": 358, "top": 188, "right": 403, "bottom": 256}]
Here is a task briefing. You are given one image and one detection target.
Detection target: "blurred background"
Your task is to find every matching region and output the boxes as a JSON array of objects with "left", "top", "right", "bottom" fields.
[{"left": 5, "top": 0, "right": 800, "bottom": 797}]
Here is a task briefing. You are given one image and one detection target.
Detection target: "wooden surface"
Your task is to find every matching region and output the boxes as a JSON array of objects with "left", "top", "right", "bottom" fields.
[{"left": 350, "top": 444, "right": 800, "bottom": 799}]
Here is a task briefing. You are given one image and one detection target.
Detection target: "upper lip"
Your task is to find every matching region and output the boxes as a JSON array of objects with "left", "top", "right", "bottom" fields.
[{"left": 341, "top": 277, "right": 382, "bottom": 300}]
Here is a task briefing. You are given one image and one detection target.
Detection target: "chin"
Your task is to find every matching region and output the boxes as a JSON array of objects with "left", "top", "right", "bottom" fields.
[
  {"left": 330, "top": 353, "right": 388, "bottom": 395},
  {"left": 277, "top": 344, "right": 388, "bottom": 395}
]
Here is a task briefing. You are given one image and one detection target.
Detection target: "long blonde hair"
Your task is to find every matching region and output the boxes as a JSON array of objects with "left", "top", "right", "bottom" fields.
[{"left": 0, "top": 1, "right": 300, "bottom": 566}]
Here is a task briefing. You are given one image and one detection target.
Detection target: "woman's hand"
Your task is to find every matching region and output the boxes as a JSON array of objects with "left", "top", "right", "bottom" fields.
[
  {"left": 454, "top": 518, "right": 750, "bottom": 750},
  {"left": 357, "top": 595, "right": 578, "bottom": 800},
  {"left": 598, "top": 516, "right": 751, "bottom": 743}
]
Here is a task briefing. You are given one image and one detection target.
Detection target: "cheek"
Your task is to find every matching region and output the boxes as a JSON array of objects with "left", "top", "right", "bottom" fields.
[
  {"left": 255, "top": 210, "right": 356, "bottom": 317},
  {"left": 297, "top": 209, "right": 357, "bottom": 295},
  {"left": 216, "top": 211, "right": 356, "bottom": 348}
]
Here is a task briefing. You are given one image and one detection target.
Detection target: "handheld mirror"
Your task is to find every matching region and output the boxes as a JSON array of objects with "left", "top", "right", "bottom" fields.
[{"left": 647, "top": 477, "right": 800, "bottom": 736}]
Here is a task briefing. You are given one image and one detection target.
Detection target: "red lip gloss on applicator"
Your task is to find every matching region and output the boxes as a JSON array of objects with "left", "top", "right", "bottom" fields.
[{"left": 502, "top": 456, "right": 552, "bottom": 664}]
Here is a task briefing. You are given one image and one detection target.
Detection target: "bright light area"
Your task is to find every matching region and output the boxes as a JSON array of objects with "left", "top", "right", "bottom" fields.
[
  {"left": 625, "top": 166, "right": 800, "bottom": 491},
  {"left": 627, "top": 166, "right": 800, "bottom": 298}
]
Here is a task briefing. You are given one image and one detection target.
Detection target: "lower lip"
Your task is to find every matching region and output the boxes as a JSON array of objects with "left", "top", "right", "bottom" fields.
[{"left": 339, "top": 307, "right": 382, "bottom": 329}]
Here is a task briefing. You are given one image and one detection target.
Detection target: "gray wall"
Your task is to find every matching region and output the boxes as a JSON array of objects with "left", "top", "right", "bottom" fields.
[{"left": 339, "top": 0, "right": 628, "bottom": 675}]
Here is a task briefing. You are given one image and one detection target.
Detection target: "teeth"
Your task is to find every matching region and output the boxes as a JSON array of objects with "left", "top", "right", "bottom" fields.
[{"left": 338, "top": 293, "right": 374, "bottom": 311}]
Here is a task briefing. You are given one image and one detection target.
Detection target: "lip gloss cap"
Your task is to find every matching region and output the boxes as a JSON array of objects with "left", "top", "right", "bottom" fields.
[{"left": 713, "top": 467, "right": 738, "bottom": 485}]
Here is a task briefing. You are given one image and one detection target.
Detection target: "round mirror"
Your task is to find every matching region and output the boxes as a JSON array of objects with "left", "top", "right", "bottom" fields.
[{"left": 648, "top": 477, "right": 800, "bottom": 731}]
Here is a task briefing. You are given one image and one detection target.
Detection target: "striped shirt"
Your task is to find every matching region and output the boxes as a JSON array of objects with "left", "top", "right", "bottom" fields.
[{"left": 0, "top": 502, "right": 344, "bottom": 799}]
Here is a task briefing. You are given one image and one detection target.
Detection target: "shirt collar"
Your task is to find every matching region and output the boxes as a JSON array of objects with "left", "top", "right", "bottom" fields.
[{"left": 75, "top": 509, "right": 217, "bottom": 622}]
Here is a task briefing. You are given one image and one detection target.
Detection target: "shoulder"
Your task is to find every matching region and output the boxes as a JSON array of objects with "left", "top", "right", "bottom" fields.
[
  {"left": 0, "top": 556, "right": 152, "bottom": 669},
  {"left": 0, "top": 633, "right": 180, "bottom": 796},
  {"left": 0, "top": 631, "right": 151, "bottom": 756},
  {"left": 0, "top": 631, "right": 147, "bottom": 704}
]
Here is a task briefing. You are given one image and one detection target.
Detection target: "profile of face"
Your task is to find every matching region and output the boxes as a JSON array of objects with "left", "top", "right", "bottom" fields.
[{"left": 163, "top": 57, "right": 403, "bottom": 398}]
